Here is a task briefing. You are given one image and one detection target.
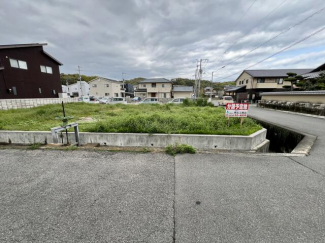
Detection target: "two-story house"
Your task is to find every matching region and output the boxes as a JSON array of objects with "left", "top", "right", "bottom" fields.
[
  {"left": 135, "top": 78, "right": 172, "bottom": 98},
  {"left": 234, "top": 69, "right": 313, "bottom": 102},
  {"left": 0, "top": 43, "right": 62, "bottom": 99},
  {"left": 89, "top": 77, "right": 125, "bottom": 97},
  {"left": 62, "top": 81, "right": 90, "bottom": 97}
]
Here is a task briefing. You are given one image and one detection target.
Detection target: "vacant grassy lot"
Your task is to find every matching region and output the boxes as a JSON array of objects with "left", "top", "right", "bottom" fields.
[{"left": 0, "top": 103, "right": 261, "bottom": 135}]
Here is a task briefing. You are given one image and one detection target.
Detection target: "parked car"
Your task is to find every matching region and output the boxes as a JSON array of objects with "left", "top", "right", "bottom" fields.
[
  {"left": 89, "top": 96, "right": 100, "bottom": 104},
  {"left": 131, "top": 97, "right": 142, "bottom": 102},
  {"left": 108, "top": 97, "right": 127, "bottom": 104},
  {"left": 99, "top": 97, "right": 111, "bottom": 104},
  {"left": 218, "top": 96, "right": 234, "bottom": 106},
  {"left": 78, "top": 96, "right": 90, "bottom": 102},
  {"left": 139, "top": 98, "right": 159, "bottom": 104},
  {"left": 168, "top": 98, "right": 185, "bottom": 104}
]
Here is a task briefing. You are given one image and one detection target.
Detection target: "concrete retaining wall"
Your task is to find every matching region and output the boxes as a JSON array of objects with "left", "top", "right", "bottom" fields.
[
  {"left": 0, "top": 98, "right": 78, "bottom": 110},
  {"left": 0, "top": 128, "right": 268, "bottom": 151}
]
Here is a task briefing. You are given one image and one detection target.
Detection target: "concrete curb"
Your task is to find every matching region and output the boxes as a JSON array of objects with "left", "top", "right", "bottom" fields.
[
  {"left": 249, "top": 115, "right": 317, "bottom": 156},
  {"left": 0, "top": 128, "right": 268, "bottom": 151}
]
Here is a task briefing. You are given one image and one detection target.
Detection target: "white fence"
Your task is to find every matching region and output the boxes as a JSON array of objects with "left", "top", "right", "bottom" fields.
[{"left": 0, "top": 98, "right": 79, "bottom": 110}]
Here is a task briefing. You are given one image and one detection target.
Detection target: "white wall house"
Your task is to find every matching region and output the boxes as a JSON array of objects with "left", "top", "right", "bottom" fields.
[
  {"left": 89, "top": 77, "right": 125, "bottom": 97},
  {"left": 62, "top": 81, "right": 89, "bottom": 97}
]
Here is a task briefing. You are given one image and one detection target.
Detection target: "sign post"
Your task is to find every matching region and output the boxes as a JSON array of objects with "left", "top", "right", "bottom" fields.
[{"left": 225, "top": 103, "right": 249, "bottom": 127}]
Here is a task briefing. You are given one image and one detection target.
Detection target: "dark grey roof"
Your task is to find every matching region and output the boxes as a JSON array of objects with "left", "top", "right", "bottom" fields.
[
  {"left": 302, "top": 71, "right": 325, "bottom": 79},
  {"left": 89, "top": 77, "right": 120, "bottom": 83},
  {"left": 139, "top": 78, "right": 171, "bottom": 83},
  {"left": 0, "top": 43, "right": 47, "bottom": 49},
  {"left": 204, "top": 86, "right": 213, "bottom": 90},
  {"left": 134, "top": 89, "right": 147, "bottom": 92},
  {"left": 225, "top": 85, "right": 246, "bottom": 92},
  {"left": 261, "top": 91, "right": 325, "bottom": 96},
  {"left": 245, "top": 69, "right": 313, "bottom": 78},
  {"left": 173, "top": 86, "right": 193, "bottom": 92}
]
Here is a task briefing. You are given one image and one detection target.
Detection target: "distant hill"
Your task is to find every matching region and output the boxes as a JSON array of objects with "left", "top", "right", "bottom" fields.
[{"left": 60, "top": 73, "right": 98, "bottom": 85}]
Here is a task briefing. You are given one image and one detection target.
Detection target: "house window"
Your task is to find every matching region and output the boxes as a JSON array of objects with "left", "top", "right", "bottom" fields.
[
  {"left": 39, "top": 87, "right": 42, "bottom": 94},
  {"left": 246, "top": 80, "right": 248, "bottom": 84},
  {"left": 114, "top": 93, "right": 118, "bottom": 97},
  {"left": 105, "top": 84, "right": 109, "bottom": 87},
  {"left": 257, "top": 78, "right": 265, "bottom": 83},
  {"left": 276, "top": 78, "right": 283, "bottom": 84},
  {"left": 163, "top": 93, "right": 166, "bottom": 98},
  {"left": 13, "top": 86, "right": 17, "bottom": 95},
  {"left": 105, "top": 93, "right": 110, "bottom": 96},
  {"left": 162, "top": 84, "right": 165, "bottom": 88},
  {"left": 46, "top": 66, "right": 52, "bottom": 74},
  {"left": 40, "top": 65, "right": 52, "bottom": 74},
  {"left": 10, "top": 59, "right": 28, "bottom": 70},
  {"left": 92, "top": 84, "right": 97, "bottom": 87},
  {"left": 152, "top": 83, "right": 156, "bottom": 88},
  {"left": 52, "top": 89, "right": 56, "bottom": 95},
  {"left": 143, "top": 84, "right": 146, "bottom": 88}
]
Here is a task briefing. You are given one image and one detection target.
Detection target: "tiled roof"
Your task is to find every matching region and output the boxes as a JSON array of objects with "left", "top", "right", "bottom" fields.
[
  {"left": 139, "top": 78, "right": 171, "bottom": 83},
  {"left": 245, "top": 69, "right": 313, "bottom": 78},
  {"left": 302, "top": 71, "right": 325, "bottom": 79},
  {"left": 224, "top": 85, "right": 246, "bottom": 92},
  {"left": 261, "top": 91, "right": 325, "bottom": 96},
  {"left": 173, "top": 86, "right": 193, "bottom": 92}
]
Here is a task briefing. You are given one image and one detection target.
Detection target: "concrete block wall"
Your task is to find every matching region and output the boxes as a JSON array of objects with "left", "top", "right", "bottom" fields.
[{"left": 0, "top": 98, "right": 78, "bottom": 110}]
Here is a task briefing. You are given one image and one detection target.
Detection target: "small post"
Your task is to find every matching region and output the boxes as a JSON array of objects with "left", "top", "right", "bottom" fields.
[
  {"left": 62, "top": 101, "right": 69, "bottom": 144},
  {"left": 227, "top": 116, "right": 230, "bottom": 127},
  {"left": 74, "top": 125, "right": 80, "bottom": 146},
  {"left": 240, "top": 117, "right": 244, "bottom": 127}
]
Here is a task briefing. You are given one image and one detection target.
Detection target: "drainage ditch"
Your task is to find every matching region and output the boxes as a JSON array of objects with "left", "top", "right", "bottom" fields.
[{"left": 253, "top": 119, "right": 305, "bottom": 153}]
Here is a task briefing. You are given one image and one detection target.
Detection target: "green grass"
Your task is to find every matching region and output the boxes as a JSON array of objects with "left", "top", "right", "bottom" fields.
[
  {"left": 165, "top": 143, "right": 196, "bottom": 156},
  {"left": 0, "top": 103, "right": 261, "bottom": 135}
]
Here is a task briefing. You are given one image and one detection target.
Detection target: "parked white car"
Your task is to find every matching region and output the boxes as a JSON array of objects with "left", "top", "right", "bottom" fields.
[
  {"left": 108, "top": 97, "right": 127, "bottom": 104},
  {"left": 99, "top": 97, "right": 111, "bottom": 104},
  {"left": 78, "top": 96, "right": 90, "bottom": 102},
  {"left": 139, "top": 98, "right": 159, "bottom": 104},
  {"left": 218, "top": 96, "right": 234, "bottom": 106},
  {"left": 168, "top": 98, "right": 185, "bottom": 104}
]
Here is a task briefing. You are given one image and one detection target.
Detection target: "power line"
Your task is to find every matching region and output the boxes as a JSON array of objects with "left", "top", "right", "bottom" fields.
[
  {"left": 214, "top": 0, "right": 259, "bottom": 65},
  {"left": 223, "top": 0, "right": 288, "bottom": 55},
  {"left": 214, "top": 25, "right": 325, "bottom": 82},
  {"left": 213, "top": 6, "right": 325, "bottom": 73}
]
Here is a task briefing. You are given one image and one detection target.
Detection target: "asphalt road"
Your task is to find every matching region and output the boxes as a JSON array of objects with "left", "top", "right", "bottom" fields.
[{"left": 1, "top": 107, "right": 325, "bottom": 242}]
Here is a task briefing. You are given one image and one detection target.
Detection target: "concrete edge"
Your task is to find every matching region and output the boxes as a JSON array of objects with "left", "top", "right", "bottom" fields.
[
  {"left": 249, "top": 115, "right": 317, "bottom": 156},
  {"left": 256, "top": 107, "right": 325, "bottom": 119},
  {"left": 0, "top": 128, "right": 267, "bottom": 151}
]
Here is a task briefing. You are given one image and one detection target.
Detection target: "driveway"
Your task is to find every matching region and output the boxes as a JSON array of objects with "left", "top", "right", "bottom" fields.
[{"left": 1, "top": 107, "right": 325, "bottom": 242}]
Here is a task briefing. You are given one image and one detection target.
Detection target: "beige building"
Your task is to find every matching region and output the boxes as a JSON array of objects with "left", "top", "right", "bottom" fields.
[
  {"left": 135, "top": 78, "right": 172, "bottom": 98},
  {"left": 261, "top": 91, "right": 325, "bottom": 104},
  {"left": 172, "top": 86, "right": 194, "bottom": 98},
  {"left": 89, "top": 77, "right": 125, "bottom": 97},
  {"left": 233, "top": 69, "right": 313, "bottom": 102}
]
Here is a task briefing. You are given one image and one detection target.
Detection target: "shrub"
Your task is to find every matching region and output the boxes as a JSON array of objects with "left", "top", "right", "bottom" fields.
[{"left": 165, "top": 143, "right": 196, "bottom": 156}]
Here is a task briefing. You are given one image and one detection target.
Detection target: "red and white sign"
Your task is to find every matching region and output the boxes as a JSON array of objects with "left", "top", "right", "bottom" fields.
[{"left": 225, "top": 103, "right": 249, "bottom": 117}]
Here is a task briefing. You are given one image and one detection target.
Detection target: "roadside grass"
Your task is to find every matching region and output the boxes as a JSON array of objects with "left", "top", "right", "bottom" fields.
[
  {"left": 165, "top": 143, "right": 196, "bottom": 156},
  {"left": 27, "top": 143, "right": 43, "bottom": 150},
  {"left": 0, "top": 103, "right": 261, "bottom": 135}
]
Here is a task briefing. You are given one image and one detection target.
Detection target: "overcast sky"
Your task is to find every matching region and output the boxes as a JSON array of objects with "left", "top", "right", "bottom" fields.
[{"left": 1, "top": 0, "right": 325, "bottom": 81}]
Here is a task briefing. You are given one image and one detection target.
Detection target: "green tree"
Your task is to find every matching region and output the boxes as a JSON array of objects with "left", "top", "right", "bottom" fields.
[
  {"left": 60, "top": 73, "right": 98, "bottom": 85},
  {"left": 284, "top": 73, "right": 304, "bottom": 91}
]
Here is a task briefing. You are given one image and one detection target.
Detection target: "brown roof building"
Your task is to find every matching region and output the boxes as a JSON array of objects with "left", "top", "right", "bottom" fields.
[{"left": 0, "top": 43, "right": 62, "bottom": 99}]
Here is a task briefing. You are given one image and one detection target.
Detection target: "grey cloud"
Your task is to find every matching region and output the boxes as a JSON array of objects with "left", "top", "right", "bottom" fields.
[{"left": 0, "top": 0, "right": 325, "bottom": 81}]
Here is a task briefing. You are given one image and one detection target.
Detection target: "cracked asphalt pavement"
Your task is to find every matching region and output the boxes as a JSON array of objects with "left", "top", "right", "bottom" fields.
[{"left": 1, "top": 106, "right": 325, "bottom": 242}]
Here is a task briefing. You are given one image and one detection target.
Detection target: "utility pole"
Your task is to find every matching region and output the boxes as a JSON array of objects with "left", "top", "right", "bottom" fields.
[
  {"left": 77, "top": 66, "right": 82, "bottom": 97},
  {"left": 211, "top": 71, "right": 214, "bottom": 100},
  {"left": 194, "top": 59, "right": 208, "bottom": 99},
  {"left": 122, "top": 72, "right": 126, "bottom": 97}
]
